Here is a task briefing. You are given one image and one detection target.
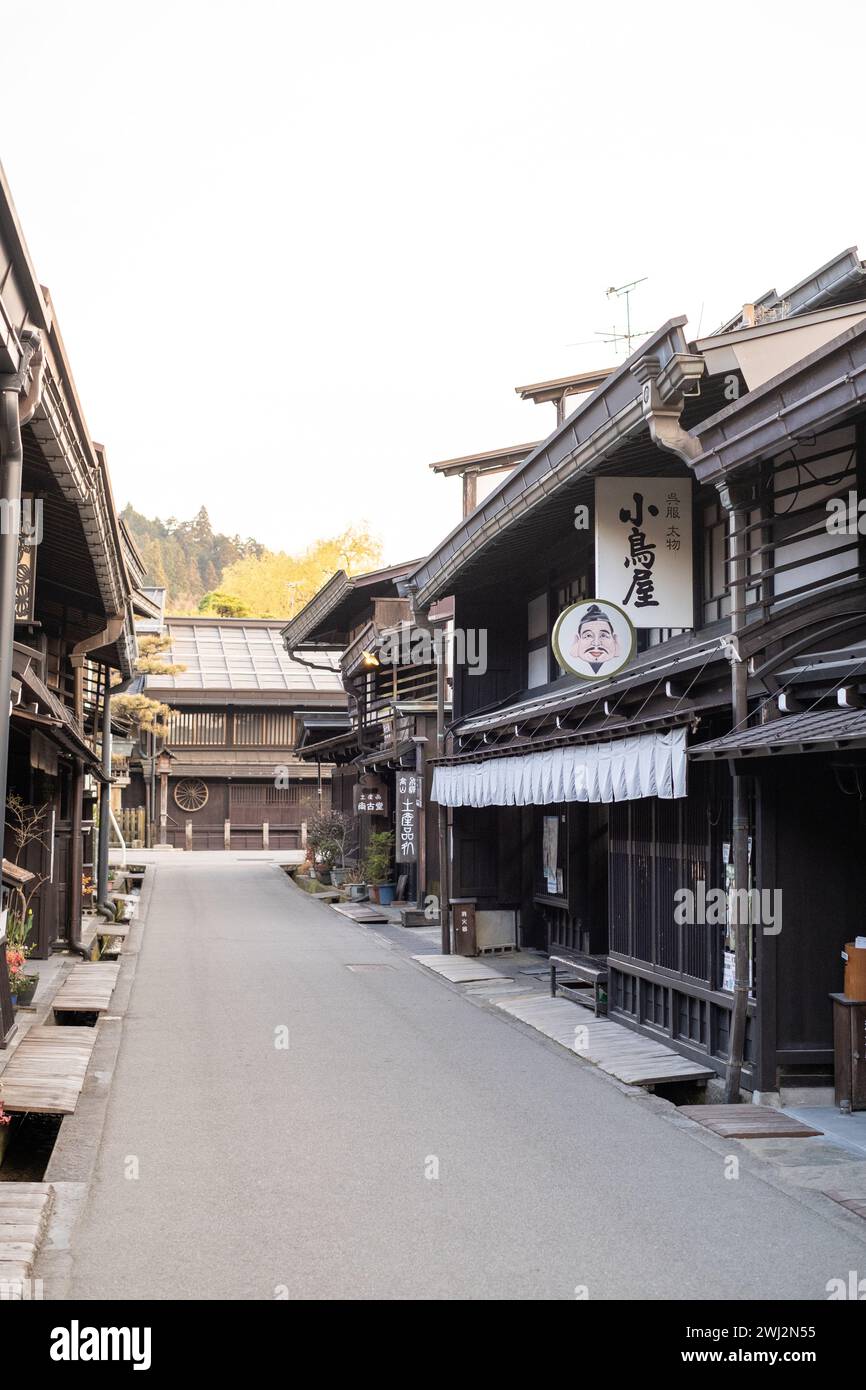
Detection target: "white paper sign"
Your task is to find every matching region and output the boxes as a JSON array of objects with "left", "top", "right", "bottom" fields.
[{"left": 595, "top": 477, "right": 693, "bottom": 628}]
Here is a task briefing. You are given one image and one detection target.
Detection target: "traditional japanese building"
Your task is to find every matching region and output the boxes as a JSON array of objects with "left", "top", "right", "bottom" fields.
[
  {"left": 409, "top": 248, "right": 866, "bottom": 1097},
  {"left": 122, "top": 615, "right": 345, "bottom": 850},
  {"left": 282, "top": 561, "right": 445, "bottom": 914},
  {"left": 0, "top": 161, "right": 143, "bottom": 1040}
]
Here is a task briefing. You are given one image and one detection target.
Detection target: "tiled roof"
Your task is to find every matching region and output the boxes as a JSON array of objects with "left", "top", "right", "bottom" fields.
[
  {"left": 689, "top": 707, "right": 866, "bottom": 759},
  {"left": 146, "top": 619, "right": 343, "bottom": 693}
]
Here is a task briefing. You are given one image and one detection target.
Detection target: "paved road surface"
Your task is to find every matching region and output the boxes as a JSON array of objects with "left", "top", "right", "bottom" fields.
[{"left": 67, "top": 858, "right": 866, "bottom": 1299}]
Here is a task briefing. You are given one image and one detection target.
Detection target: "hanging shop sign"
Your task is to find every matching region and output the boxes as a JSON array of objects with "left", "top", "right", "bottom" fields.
[
  {"left": 395, "top": 769, "right": 423, "bottom": 863},
  {"left": 15, "top": 506, "right": 37, "bottom": 624},
  {"left": 595, "top": 476, "right": 693, "bottom": 629},
  {"left": 552, "top": 599, "right": 635, "bottom": 681},
  {"left": 355, "top": 774, "right": 389, "bottom": 816}
]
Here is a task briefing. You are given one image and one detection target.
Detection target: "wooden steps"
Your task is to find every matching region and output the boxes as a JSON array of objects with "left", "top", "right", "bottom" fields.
[
  {"left": 333, "top": 902, "right": 390, "bottom": 923},
  {"left": 412, "top": 953, "right": 513, "bottom": 984},
  {"left": 678, "top": 1104, "right": 823, "bottom": 1140},
  {"left": 0, "top": 1183, "right": 54, "bottom": 1290},
  {"left": 0, "top": 1026, "right": 98, "bottom": 1113},
  {"left": 494, "top": 995, "right": 714, "bottom": 1086},
  {"left": 52, "top": 962, "right": 119, "bottom": 1014}
]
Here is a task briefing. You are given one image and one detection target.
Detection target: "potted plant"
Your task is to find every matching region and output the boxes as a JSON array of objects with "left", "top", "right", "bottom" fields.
[
  {"left": 5, "top": 907, "right": 38, "bottom": 1006},
  {"left": 344, "top": 865, "right": 367, "bottom": 901},
  {"left": 363, "top": 831, "right": 396, "bottom": 905},
  {"left": 307, "top": 811, "right": 358, "bottom": 887},
  {"left": 7, "top": 946, "right": 32, "bottom": 1007}
]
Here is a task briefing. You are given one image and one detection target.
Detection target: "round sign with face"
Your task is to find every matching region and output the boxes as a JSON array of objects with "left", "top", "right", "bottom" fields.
[{"left": 552, "top": 599, "right": 636, "bottom": 681}]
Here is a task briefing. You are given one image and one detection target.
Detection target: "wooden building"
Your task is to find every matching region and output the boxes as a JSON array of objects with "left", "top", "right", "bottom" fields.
[
  {"left": 283, "top": 561, "right": 445, "bottom": 912},
  {"left": 409, "top": 248, "right": 866, "bottom": 1096},
  {"left": 122, "top": 616, "right": 346, "bottom": 850},
  {"left": 0, "top": 161, "right": 142, "bottom": 1041}
]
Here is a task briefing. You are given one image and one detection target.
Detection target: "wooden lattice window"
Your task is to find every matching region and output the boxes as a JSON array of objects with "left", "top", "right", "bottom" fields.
[
  {"left": 169, "top": 710, "right": 226, "bottom": 746},
  {"left": 233, "top": 711, "right": 296, "bottom": 746}
]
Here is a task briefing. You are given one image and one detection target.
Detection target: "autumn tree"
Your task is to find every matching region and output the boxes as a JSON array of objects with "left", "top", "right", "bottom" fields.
[
  {"left": 219, "top": 525, "right": 383, "bottom": 618},
  {"left": 198, "top": 590, "right": 250, "bottom": 617}
]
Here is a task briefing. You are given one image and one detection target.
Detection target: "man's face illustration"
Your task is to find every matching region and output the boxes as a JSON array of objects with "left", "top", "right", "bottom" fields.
[{"left": 571, "top": 615, "right": 619, "bottom": 665}]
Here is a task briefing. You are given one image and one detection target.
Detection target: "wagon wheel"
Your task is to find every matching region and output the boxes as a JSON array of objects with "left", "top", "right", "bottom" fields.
[{"left": 174, "top": 778, "right": 209, "bottom": 813}]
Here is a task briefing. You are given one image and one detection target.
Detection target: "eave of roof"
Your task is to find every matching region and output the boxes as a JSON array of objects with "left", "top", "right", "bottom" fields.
[
  {"left": 715, "top": 247, "right": 866, "bottom": 333},
  {"left": 1, "top": 163, "right": 134, "bottom": 660},
  {"left": 691, "top": 316, "right": 866, "bottom": 484},
  {"left": 452, "top": 634, "right": 728, "bottom": 741},
  {"left": 280, "top": 559, "right": 423, "bottom": 650},
  {"left": 429, "top": 441, "right": 541, "bottom": 476},
  {"left": 689, "top": 707, "right": 866, "bottom": 760},
  {"left": 514, "top": 367, "right": 612, "bottom": 403},
  {"left": 408, "top": 318, "right": 691, "bottom": 608}
]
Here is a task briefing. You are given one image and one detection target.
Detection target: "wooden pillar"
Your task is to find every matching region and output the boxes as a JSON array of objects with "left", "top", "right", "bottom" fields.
[
  {"left": 462, "top": 470, "right": 478, "bottom": 517},
  {"left": 158, "top": 770, "right": 168, "bottom": 846},
  {"left": 67, "top": 756, "right": 84, "bottom": 948}
]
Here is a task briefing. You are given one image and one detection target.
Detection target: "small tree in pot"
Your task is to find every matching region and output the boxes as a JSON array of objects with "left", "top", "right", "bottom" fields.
[
  {"left": 307, "top": 810, "right": 357, "bottom": 886},
  {"left": 363, "top": 831, "right": 396, "bottom": 905}
]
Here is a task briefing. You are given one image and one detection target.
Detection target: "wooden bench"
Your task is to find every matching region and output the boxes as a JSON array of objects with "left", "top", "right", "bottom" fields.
[{"left": 549, "top": 946, "right": 608, "bottom": 1016}]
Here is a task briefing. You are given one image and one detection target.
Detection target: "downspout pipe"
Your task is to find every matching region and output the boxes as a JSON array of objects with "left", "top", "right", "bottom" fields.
[
  {"left": 68, "top": 614, "right": 125, "bottom": 949},
  {"left": 406, "top": 580, "right": 450, "bottom": 952},
  {"left": 717, "top": 479, "right": 753, "bottom": 1103},
  {"left": 0, "top": 333, "right": 43, "bottom": 844},
  {"left": 635, "top": 349, "right": 753, "bottom": 1102},
  {"left": 96, "top": 660, "right": 114, "bottom": 921}
]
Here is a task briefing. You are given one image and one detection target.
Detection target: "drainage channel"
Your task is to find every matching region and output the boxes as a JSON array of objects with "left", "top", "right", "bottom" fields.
[{"left": 0, "top": 1113, "right": 63, "bottom": 1181}]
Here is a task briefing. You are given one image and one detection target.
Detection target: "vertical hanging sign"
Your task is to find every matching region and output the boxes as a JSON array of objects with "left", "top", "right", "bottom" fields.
[
  {"left": 395, "top": 769, "right": 422, "bottom": 863},
  {"left": 595, "top": 476, "right": 693, "bottom": 628}
]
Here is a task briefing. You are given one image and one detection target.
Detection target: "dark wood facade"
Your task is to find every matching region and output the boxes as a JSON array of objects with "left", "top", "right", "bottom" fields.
[
  {"left": 1, "top": 164, "right": 142, "bottom": 1040},
  {"left": 409, "top": 270, "right": 866, "bottom": 1093},
  {"left": 283, "top": 565, "right": 444, "bottom": 907},
  {"left": 123, "top": 616, "right": 346, "bottom": 850}
]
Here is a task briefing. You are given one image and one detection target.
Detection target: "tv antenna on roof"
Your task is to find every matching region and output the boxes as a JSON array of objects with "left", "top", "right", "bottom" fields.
[{"left": 595, "top": 277, "right": 648, "bottom": 357}]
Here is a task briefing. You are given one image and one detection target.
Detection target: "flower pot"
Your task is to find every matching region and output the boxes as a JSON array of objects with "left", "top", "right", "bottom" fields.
[
  {"left": 347, "top": 883, "right": 367, "bottom": 901},
  {"left": 15, "top": 974, "right": 38, "bottom": 1007},
  {"left": 317, "top": 869, "right": 332, "bottom": 885},
  {"left": 331, "top": 868, "right": 347, "bottom": 887},
  {"left": 377, "top": 883, "right": 396, "bottom": 906}
]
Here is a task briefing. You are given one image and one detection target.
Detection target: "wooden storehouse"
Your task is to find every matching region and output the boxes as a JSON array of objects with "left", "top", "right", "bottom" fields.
[{"left": 122, "top": 616, "right": 346, "bottom": 850}]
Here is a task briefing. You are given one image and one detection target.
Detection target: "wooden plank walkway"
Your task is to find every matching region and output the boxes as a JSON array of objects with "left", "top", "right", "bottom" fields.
[
  {"left": 52, "top": 962, "right": 119, "bottom": 1014},
  {"left": 494, "top": 994, "right": 713, "bottom": 1086},
  {"left": 0, "top": 1026, "right": 98, "bottom": 1113},
  {"left": 0, "top": 1183, "right": 54, "bottom": 1289},
  {"left": 412, "top": 953, "right": 514, "bottom": 984},
  {"left": 678, "top": 1105, "right": 823, "bottom": 1139},
  {"left": 333, "top": 903, "right": 389, "bottom": 924},
  {"left": 98, "top": 920, "right": 131, "bottom": 939}
]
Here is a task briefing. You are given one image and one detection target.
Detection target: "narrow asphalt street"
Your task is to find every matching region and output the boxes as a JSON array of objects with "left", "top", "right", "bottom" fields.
[{"left": 67, "top": 858, "right": 866, "bottom": 1300}]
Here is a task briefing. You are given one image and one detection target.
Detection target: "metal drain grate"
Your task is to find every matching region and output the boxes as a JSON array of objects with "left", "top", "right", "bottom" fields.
[{"left": 345, "top": 963, "right": 396, "bottom": 972}]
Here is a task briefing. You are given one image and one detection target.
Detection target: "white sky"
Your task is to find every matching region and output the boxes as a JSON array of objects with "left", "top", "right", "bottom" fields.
[{"left": 2, "top": 1, "right": 863, "bottom": 565}]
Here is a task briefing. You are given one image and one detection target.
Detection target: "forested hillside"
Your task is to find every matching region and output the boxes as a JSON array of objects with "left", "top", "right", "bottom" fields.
[
  {"left": 120, "top": 505, "right": 266, "bottom": 612},
  {"left": 121, "top": 504, "right": 383, "bottom": 618}
]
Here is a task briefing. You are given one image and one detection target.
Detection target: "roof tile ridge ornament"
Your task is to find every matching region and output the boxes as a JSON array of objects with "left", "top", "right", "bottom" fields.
[{"left": 631, "top": 350, "right": 705, "bottom": 464}]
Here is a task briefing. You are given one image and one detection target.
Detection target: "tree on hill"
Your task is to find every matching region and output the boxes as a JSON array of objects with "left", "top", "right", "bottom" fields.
[
  {"left": 198, "top": 591, "right": 250, "bottom": 617},
  {"left": 121, "top": 504, "right": 266, "bottom": 612},
  {"left": 219, "top": 525, "right": 383, "bottom": 618}
]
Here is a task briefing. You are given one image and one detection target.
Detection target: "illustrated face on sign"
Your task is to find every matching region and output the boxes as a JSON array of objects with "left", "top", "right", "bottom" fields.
[
  {"left": 552, "top": 599, "right": 635, "bottom": 680},
  {"left": 571, "top": 609, "right": 619, "bottom": 669}
]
